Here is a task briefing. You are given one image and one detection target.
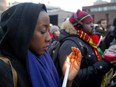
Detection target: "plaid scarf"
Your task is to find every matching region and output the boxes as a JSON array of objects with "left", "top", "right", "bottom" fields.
[{"left": 77, "top": 29, "right": 101, "bottom": 60}]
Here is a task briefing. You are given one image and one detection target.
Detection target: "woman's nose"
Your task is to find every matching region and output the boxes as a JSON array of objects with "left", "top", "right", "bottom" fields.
[{"left": 46, "top": 32, "right": 51, "bottom": 42}]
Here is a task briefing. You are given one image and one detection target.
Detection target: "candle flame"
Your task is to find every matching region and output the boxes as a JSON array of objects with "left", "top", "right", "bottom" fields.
[
  {"left": 67, "top": 57, "right": 69, "bottom": 62},
  {"left": 101, "top": 36, "right": 103, "bottom": 39},
  {"left": 66, "top": 57, "right": 70, "bottom": 66}
]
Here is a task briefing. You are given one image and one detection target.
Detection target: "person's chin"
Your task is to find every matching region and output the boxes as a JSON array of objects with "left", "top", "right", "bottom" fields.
[{"left": 39, "top": 51, "right": 45, "bottom": 55}]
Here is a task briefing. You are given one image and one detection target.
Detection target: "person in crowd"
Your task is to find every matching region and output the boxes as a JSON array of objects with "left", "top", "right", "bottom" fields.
[
  {"left": 98, "top": 19, "right": 108, "bottom": 30},
  {"left": 57, "top": 9, "right": 116, "bottom": 87},
  {"left": 93, "top": 19, "right": 108, "bottom": 51},
  {"left": 0, "top": 3, "right": 82, "bottom": 87},
  {"left": 95, "top": 19, "right": 108, "bottom": 37},
  {"left": 99, "top": 18, "right": 116, "bottom": 87},
  {"left": 48, "top": 25, "right": 60, "bottom": 53},
  {"left": 103, "top": 18, "right": 116, "bottom": 49},
  {"left": 50, "top": 25, "right": 60, "bottom": 41},
  {"left": 103, "top": 43, "right": 116, "bottom": 87},
  {"left": 48, "top": 24, "right": 53, "bottom": 38}
]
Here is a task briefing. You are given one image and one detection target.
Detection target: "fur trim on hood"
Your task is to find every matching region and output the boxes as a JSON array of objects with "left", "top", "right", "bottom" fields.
[{"left": 61, "top": 20, "right": 77, "bottom": 35}]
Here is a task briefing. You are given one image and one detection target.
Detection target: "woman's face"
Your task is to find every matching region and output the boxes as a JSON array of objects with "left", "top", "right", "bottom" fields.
[
  {"left": 30, "top": 11, "right": 51, "bottom": 55},
  {"left": 82, "top": 21, "right": 94, "bottom": 35}
]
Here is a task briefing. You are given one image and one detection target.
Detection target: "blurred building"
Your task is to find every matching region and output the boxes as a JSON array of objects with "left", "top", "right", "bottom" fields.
[
  {"left": 93, "top": 0, "right": 108, "bottom": 5},
  {"left": 111, "top": 0, "right": 116, "bottom": 2},
  {"left": 47, "top": 5, "right": 72, "bottom": 27},
  {"left": 1, "top": 1, "right": 72, "bottom": 27},
  {"left": 83, "top": 0, "right": 116, "bottom": 25}
]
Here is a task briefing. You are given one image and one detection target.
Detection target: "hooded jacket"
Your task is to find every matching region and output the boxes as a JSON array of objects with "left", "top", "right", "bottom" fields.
[{"left": 0, "top": 3, "right": 46, "bottom": 87}]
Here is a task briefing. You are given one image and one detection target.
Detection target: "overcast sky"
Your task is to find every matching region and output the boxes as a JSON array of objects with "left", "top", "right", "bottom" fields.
[{"left": 9, "top": 0, "right": 111, "bottom": 12}]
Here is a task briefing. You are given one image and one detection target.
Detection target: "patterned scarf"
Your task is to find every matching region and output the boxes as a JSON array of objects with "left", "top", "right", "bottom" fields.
[{"left": 76, "top": 29, "right": 101, "bottom": 60}]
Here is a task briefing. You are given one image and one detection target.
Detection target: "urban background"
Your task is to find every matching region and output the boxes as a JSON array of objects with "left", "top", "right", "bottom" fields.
[{"left": 0, "top": 0, "right": 116, "bottom": 26}]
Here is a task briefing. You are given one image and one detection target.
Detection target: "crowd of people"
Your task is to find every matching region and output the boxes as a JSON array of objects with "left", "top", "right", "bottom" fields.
[{"left": 0, "top": 2, "right": 116, "bottom": 87}]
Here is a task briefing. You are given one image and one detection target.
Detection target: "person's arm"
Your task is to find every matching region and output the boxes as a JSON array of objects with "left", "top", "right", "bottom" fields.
[{"left": 103, "top": 29, "right": 115, "bottom": 49}]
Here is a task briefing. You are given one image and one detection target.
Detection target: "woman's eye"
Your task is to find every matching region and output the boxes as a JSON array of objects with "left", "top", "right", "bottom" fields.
[{"left": 41, "top": 31, "right": 46, "bottom": 34}]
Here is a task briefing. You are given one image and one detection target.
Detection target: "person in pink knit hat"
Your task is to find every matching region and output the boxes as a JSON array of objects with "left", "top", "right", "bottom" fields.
[{"left": 54, "top": 9, "right": 116, "bottom": 87}]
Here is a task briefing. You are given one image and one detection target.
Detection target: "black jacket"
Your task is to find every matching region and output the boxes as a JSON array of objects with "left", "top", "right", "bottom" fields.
[
  {"left": 0, "top": 3, "right": 46, "bottom": 87},
  {"left": 58, "top": 30, "right": 112, "bottom": 87}
]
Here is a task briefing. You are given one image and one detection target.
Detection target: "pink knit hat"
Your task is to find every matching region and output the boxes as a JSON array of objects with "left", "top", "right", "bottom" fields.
[{"left": 69, "top": 9, "right": 93, "bottom": 26}]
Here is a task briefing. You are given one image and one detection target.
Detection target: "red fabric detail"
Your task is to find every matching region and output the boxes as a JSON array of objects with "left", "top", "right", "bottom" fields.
[
  {"left": 103, "top": 50, "right": 116, "bottom": 62},
  {"left": 90, "top": 34, "right": 99, "bottom": 45},
  {"left": 69, "top": 9, "right": 93, "bottom": 25},
  {"left": 77, "top": 30, "right": 90, "bottom": 42},
  {"left": 93, "top": 48, "right": 101, "bottom": 61},
  {"left": 48, "top": 32, "right": 53, "bottom": 38},
  {"left": 77, "top": 29, "right": 101, "bottom": 60},
  {"left": 77, "top": 11, "right": 88, "bottom": 18},
  {"left": 69, "top": 17, "right": 75, "bottom": 23}
]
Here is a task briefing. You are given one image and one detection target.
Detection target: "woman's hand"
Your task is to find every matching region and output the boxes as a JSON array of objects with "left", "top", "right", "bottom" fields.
[{"left": 62, "top": 47, "right": 82, "bottom": 81}]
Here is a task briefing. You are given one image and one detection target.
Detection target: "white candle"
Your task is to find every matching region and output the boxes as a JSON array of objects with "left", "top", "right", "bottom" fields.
[
  {"left": 62, "top": 57, "right": 70, "bottom": 87},
  {"left": 97, "top": 35, "right": 103, "bottom": 47}
]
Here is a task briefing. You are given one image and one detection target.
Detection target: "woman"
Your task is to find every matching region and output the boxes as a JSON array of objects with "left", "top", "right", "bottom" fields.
[{"left": 0, "top": 3, "right": 81, "bottom": 87}]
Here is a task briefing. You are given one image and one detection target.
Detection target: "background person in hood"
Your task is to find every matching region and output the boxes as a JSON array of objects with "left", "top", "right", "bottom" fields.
[{"left": 0, "top": 2, "right": 82, "bottom": 87}]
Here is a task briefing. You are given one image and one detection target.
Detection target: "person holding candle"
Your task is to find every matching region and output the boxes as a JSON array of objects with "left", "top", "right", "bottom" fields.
[
  {"left": 0, "top": 3, "right": 82, "bottom": 87},
  {"left": 57, "top": 9, "right": 116, "bottom": 87}
]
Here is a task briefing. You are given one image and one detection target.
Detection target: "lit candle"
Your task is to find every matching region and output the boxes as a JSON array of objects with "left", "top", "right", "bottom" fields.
[
  {"left": 97, "top": 35, "right": 103, "bottom": 46},
  {"left": 62, "top": 57, "right": 70, "bottom": 87}
]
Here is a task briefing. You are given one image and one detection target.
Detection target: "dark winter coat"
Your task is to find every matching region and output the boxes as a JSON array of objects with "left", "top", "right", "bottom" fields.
[{"left": 58, "top": 30, "right": 112, "bottom": 87}]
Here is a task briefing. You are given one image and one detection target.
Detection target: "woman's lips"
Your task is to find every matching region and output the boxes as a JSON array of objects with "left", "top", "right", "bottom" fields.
[
  {"left": 43, "top": 45, "right": 49, "bottom": 51},
  {"left": 44, "top": 47, "right": 48, "bottom": 50}
]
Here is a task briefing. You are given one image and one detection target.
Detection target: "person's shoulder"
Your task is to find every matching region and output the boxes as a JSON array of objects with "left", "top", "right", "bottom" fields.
[
  {"left": 0, "top": 59, "right": 13, "bottom": 86},
  {"left": 0, "top": 59, "right": 11, "bottom": 81},
  {"left": 61, "top": 39, "right": 76, "bottom": 47},
  {"left": 0, "top": 60, "right": 10, "bottom": 72},
  {"left": 60, "top": 36, "right": 81, "bottom": 50}
]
